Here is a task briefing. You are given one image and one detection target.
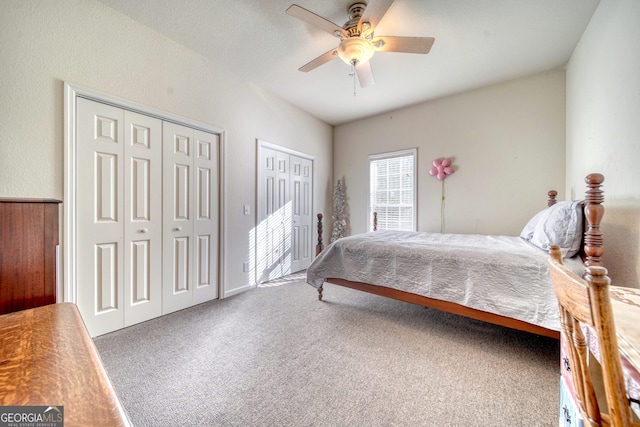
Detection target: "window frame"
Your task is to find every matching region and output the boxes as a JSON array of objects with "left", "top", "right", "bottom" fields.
[{"left": 368, "top": 148, "right": 417, "bottom": 232}]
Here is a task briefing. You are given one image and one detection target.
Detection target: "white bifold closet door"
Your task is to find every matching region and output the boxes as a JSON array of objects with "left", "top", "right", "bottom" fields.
[
  {"left": 76, "top": 98, "right": 218, "bottom": 336},
  {"left": 77, "top": 98, "right": 163, "bottom": 336},
  {"left": 162, "top": 122, "right": 219, "bottom": 315},
  {"left": 289, "top": 154, "right": 313, "bottom": 274},
  {"left": 257, "top": 143, "right": 313, "bottom": 283}
]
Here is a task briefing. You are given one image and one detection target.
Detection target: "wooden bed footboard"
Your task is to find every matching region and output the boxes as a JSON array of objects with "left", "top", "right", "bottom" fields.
[{"left": 313, "top": 173, "right": 605, "bottom": 338}]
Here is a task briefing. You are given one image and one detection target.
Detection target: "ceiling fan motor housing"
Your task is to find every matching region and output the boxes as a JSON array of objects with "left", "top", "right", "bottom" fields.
[
  {"left": 336, "top": 2, "right": 376, "bottom": 66},
  {"left": 344, "top": 3, "right": 372, "bottom": 39}
]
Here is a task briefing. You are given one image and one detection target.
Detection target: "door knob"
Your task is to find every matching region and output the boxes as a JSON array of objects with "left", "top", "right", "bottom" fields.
[
  {"left": 173, "top": 226, "right": 182, "bottom": 231},
  {"left": 138, "top": 228, "right": 147, "bottom": 233}
]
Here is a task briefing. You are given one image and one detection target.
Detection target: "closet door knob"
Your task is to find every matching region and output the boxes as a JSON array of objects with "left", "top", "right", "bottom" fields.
[
  {"left": 138, "top": 228, "right": 147, "bottom": 233},
  {"left": 173, "top": 226, "right": 182, "bottom": 232}
]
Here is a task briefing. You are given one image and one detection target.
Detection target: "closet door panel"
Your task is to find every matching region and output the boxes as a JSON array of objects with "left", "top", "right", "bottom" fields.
[
  {"left": 274, "top": 151, "right": 289, "bottom": 279},
  {"left": 76, "top": 98, "right": 125, "bottom": 336},
  {"left": 193, "top": 130, "right": 219, "bottom": 304},
  {"left": 162, "top": 122, "right": 194, "bottom": 314},
  {"left": 257, "top": 147, "right": 277, "bottom": 280},
  {"left": 123, "top": 111, "right": 162, "bottom": 326},
  {"left": 257, "top": 147, "right": 290, "bottom": 283},
  {"left": 290, "top": 156, "right": 313, "bottom": 273}
]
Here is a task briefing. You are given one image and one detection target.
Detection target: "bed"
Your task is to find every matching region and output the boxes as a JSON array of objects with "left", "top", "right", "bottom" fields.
[{"left": 306, "top": 173, "right": 606, "bottom": 339}]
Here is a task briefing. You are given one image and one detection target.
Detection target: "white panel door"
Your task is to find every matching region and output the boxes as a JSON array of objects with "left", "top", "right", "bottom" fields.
[
  {"left": 162, "top": 123, "right": 219, "bottom": 312},
  {"left": 73, "top": 91, "right": 220, "bottom": 336},
  {"left": 193, "top": 129, "right": 219, "bottom": 304},
  {"left": 256, "top": 146, "right": 277, "bottom": 282},
  {"left": 273, "top": 150, "right": 290, "bottom": 278},
  {"left": 257, "top": 147, "right": 290, "bottom": 283},
  {"left": 163, "top": 122, "right": 195, "bottom": 314},
  {"left": 290, "top": 155, "right": 313, "bottom": 273},
  {"left": 123, "top": 111, "right": 162, "bottom": 326},
  {"left": 77, "top": 99, "right": 164, "bottom": 336},
  {"left": 77, "top": 98, "right": 125, "bottom": 337},
  {"left": 256, "top": 143, "right": 313, "bottom": 283}
]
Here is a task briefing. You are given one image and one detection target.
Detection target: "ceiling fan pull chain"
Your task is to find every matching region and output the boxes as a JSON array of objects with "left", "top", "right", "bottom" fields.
[{"left": 351, "top": 63, "right": 357, "bottom": 97}]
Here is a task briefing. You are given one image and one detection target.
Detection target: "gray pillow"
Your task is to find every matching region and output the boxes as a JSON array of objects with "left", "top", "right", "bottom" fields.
[
  {"left": 520, "top": 208, "right": 547, "bottom": 241},
  {"left": 522, "top": 201, "right": 584, "bottom": 258}
]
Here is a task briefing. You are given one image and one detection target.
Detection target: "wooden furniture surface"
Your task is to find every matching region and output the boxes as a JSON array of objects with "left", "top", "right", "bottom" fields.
[
  {"left": 0, "top": 198, "right": 61, "bottom": 314},
  {"left": 610, "top": 288, "right": 640, "bottom": 375},
  {"left": 549, "top": 247, "right": 638, "bottom": 426},
  {"left": 313, "top": 173, "right": 605, "bottom": 339},
  {"left": 0, "top": 303, "right": 131, "bottom": 426}
]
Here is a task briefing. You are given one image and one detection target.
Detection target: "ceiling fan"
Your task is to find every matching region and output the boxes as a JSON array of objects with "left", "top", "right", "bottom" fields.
[{"left": 286, "top": 0, "right": 435, "bottom": 88}]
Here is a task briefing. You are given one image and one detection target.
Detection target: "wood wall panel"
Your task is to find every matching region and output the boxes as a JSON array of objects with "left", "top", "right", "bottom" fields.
[{"left": 0, "top": 199, "right": 61, "bottom": 314}]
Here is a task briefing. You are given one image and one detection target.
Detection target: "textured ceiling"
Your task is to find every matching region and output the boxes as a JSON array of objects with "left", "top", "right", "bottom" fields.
[{"left": 96, "top": 0, "right": 600, "bottom": 125}]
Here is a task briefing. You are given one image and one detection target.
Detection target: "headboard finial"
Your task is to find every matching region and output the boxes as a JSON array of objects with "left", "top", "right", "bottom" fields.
[
  {"left": 548, "top": 190, "right": 558, "bottom": 207},
  {"left": 584, "top": 173, "right": 605, "bottom": 267}
]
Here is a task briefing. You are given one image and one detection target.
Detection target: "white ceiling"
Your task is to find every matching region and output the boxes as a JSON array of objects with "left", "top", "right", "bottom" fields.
[{"left": 97, "top": 0, "right": 600, "bottom": 125}]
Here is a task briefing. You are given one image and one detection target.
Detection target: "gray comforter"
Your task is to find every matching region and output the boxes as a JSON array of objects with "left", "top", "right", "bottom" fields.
[{"left": 307, "top": 230, "right": 584, "bottom": 331}]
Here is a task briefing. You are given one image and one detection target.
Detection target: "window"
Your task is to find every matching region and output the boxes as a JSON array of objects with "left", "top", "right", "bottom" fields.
[{"left": 369, "top": 148, "right": 417, "bottom": 231}]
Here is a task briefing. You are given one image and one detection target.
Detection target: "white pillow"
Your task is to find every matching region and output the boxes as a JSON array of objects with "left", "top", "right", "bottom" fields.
[{"left": 527, "top": 200, "right": 584, "bottom": 257}]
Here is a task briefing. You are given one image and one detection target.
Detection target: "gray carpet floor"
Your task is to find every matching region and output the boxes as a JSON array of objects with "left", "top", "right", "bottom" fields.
[{"left": 94, "top": 273, "right": 560, "bottom": 426}]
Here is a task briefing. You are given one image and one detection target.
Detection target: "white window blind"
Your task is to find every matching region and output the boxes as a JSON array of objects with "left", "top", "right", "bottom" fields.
[{"left": 369, "top": 149, "right": 417, "bottom": 231}]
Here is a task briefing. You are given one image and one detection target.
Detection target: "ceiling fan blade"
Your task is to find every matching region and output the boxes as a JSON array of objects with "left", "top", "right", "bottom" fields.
[
  {"left": 286, "top": 4, "right": 348, "bottom": 38},
  {"left": 298, "top": 48, "right": 338, "bottom": 72},
  {"left": 372, "top": 36, "right": 435, "bottom": 54},
  {"left": 355, "top": 61, "right": 375, "bottom": 88},
  {"left": 358, "top": 0, "right": 395, "bottom": 32}
]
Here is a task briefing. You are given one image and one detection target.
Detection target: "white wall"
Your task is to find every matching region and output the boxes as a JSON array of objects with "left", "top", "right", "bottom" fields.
[
  {"left": 566, "top": 0, "right": 640, "bottom": 287},
  {"left": 334, "top": 70, "right": 567, "bottom": 236},
  {"left": 0, "top": 0, "right": 333, "bottom": 296}
]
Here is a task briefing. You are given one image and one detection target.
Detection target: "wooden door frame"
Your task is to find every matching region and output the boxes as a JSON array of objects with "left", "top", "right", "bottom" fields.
[{"left": 63, "top": 82, "right": 226, "bottom": 305}]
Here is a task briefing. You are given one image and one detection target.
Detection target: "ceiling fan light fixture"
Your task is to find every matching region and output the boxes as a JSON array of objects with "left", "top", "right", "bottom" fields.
[{"left": 337, "top": 37, "right": 375, "bottom": 66}]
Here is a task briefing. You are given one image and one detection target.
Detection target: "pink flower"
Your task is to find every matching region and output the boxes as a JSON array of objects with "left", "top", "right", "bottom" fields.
[{"left": 429, "top": 158, "right": 455, "bottom": 181}]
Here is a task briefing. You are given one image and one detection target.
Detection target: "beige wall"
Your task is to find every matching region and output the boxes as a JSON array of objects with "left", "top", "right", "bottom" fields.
[
  {"left": 3, "top": 0, "right": 637, "bottom": 294},
  {"left": 0, "top": 0, "right": 333, "bottom": 296},
  {"left": 334, "top": 70, "right": 567, "bottom": 236},
  {"left": 566, "top": 0, "right": 640, "bottom": 288}
]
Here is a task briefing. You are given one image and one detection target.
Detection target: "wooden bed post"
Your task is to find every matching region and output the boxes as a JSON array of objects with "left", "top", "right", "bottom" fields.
[
  {"left": 315, "top": 213, "right": 324, "bottom": 256},
  {"left": 548, "top": 190, "right": 558, "bottom": 206},
  {"left": 316, "top": 213, "right": 324, "bottom": 301},
  {"left": 584, "top": 173, "right": 605, "bottom": 268},
  {"left": 373, "top": 212, "right": 377, "bottom": 231}
]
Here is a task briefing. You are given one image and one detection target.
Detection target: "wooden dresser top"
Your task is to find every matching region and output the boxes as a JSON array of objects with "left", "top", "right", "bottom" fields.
[{"left": 0, "top": 303, "right": 130, "bottom": 426}]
